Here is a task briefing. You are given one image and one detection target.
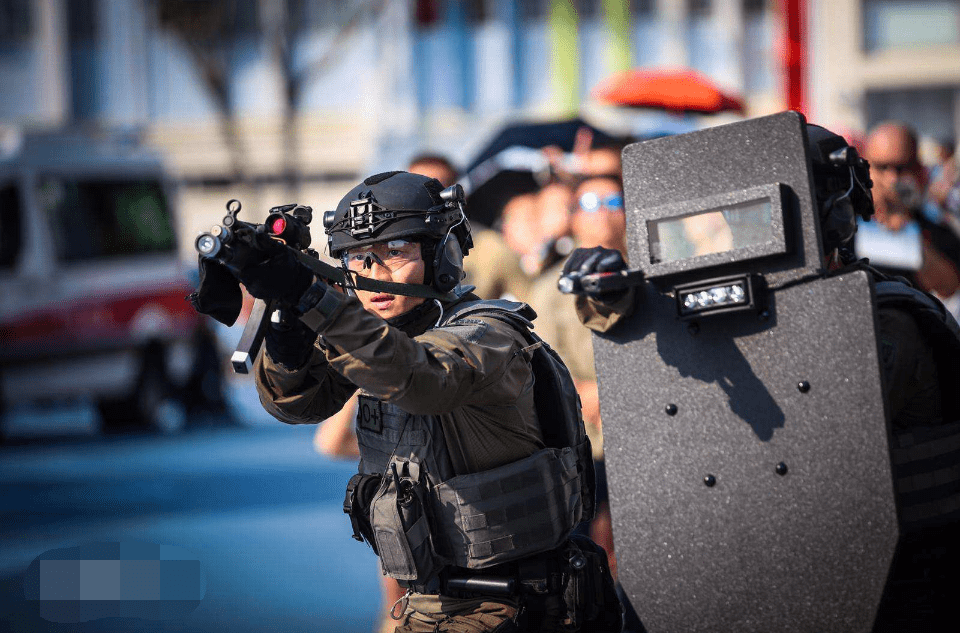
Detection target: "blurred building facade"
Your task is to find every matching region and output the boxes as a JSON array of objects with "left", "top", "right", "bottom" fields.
[
  {"left": 811, "top": 0, "right": 960, "bottom": 146},
  {"left": 0, "top": 0, "right": 956, "bottom": 254}
]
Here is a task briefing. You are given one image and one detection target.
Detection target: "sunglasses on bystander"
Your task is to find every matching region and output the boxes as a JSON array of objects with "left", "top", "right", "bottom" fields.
[{"left": 577, "top": 192, "right": 625, "bottom": 214}]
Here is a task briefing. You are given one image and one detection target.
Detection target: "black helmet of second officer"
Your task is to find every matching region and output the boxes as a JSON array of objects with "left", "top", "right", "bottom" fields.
[
  {"left": 322, "top": 171, "right": 473, "bottom": 293},
  {"left": 805, "top": 124, "right": 875, "bottom": 264}
]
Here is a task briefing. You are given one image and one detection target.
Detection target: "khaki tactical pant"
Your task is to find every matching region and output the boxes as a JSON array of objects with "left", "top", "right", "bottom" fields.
[
  {"left": 391, "top": 592, "right": 575, "bottom": 633},
  {"left": 393, "top": 594, "right": 519, "bottom": 633}
]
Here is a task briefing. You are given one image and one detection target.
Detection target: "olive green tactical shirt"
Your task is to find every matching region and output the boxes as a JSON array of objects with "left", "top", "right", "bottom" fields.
[
  {"left": 255, "top": 291, "right": 545, "bottom": 475},
  {"left": 463, "top": 227, "right": 532, "bottom": 302}
]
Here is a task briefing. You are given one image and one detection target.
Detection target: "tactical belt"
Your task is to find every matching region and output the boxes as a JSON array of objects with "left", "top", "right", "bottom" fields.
[{"left": 407, "top": 550, "right": 566, "bottom": 598}]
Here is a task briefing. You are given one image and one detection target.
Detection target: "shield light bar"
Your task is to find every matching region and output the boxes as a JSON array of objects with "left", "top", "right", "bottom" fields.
[{"left": 674, "top": 274, "right": 762, "bottom": 320}]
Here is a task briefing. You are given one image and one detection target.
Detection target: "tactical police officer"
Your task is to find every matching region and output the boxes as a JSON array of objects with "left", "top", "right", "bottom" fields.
[
  {"left": 221, "top": 171, "right": 620, "bottom": 632},
  {"left": 564, "top": 120, "right": 960, "bottom": 631}
]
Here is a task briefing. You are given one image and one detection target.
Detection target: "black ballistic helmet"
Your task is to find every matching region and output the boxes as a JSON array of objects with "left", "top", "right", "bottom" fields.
[
  {"left": 322, "top": 171, "right": 474, "bottom": 292},
  {"left": 805, "top": 124, "right": 874, "bottom": 257}
]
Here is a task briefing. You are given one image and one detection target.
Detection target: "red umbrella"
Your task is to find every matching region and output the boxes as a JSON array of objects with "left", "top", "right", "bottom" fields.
[{"left": 592, "top": 68, "right": 745, "bottom": 115}]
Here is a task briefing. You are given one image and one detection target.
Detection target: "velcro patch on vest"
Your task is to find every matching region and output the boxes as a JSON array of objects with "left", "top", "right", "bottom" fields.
[
  {"left": 358, "top": 398, "right": 384, "bottom": 434},
  {"left": 468, "top": 526, "right": 555, "bottom": 559}
]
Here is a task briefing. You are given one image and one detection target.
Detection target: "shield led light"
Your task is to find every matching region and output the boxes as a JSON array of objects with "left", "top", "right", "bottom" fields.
[
  {"left": 675, "top": 275, "right": 760, "bottom": 319},
  {"left": 681, "top": 284, "right": 746, "bottom": 311}
]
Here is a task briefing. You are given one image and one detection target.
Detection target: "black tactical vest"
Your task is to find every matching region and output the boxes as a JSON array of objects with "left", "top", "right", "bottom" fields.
[
  {"left": 353, "top": 299, "right": 595, "bottom": 582},
  {"left": 875, "top": 280, "right": 960, "bottom": 532}
]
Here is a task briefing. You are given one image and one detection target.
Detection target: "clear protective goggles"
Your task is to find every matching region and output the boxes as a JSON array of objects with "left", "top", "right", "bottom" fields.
[{"left": 343, "top": 239, "right": 421, "bottom": 272}]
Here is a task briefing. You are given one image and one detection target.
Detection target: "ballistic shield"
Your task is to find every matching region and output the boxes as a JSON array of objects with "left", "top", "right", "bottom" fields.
[{"left": 594, "top": 112, "right": 898, "bottom": 632}]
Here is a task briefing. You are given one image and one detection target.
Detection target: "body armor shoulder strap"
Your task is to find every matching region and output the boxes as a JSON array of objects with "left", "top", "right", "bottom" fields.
[
  {"left": 874, "top": 280, "right": 960, "bottom": 344},
  {"left": 440, "top": 298, "right": 536, "bottom": 330}
]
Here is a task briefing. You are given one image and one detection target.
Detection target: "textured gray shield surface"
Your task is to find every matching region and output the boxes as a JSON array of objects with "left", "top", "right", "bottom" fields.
[{"left": 594, "top": 112, "right": 898, "bottom": 632}]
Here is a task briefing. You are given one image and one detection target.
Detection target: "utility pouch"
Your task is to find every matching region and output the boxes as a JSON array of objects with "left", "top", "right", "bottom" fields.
[
  {"left": 370, "top": 459, "right": 444, "bottom": 583},
  {"left": 560, "top": 536, "right": 624, "bottom": 633},
  {"left": 344, "top": 472, "right": 382, "bottom": 554}
]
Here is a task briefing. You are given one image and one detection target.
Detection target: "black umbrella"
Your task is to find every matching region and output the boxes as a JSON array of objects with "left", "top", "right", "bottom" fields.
[
  {"left": 466, "top": 117, "right": 617, "bottom": 170},
  {"left": 461, "top": 117, "right": 618, "bottom": 228}
]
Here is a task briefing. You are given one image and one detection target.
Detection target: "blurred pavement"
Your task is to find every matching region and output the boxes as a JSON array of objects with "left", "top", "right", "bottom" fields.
[{"left": 0, "top": 377, "right": 382, "bottom": 633}]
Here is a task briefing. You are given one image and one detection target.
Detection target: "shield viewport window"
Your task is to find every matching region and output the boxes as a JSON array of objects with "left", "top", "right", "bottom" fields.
[{"left": 648, "top": 197, "right": 774, "bottom": 264}]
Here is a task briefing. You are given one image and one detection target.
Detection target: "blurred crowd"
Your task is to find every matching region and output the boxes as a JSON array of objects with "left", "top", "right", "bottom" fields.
[{"left": 860, "top": 122, "right": 960, "bottom": 317}]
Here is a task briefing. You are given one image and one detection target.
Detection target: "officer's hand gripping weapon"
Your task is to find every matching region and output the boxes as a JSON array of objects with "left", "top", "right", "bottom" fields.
[{"left": 195, "top": 200, "right": 316, "bottom": 373}]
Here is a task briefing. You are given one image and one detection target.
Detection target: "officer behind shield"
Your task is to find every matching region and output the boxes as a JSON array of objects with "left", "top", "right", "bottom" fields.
[
  {"left": 565, "top": 124, "right": 960, "bottom": 631},
  {"left": 219, "top": 171, "right": 621, "bottom": 632}
]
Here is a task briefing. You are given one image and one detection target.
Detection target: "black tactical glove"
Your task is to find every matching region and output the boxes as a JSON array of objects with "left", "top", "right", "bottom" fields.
[
  {"left": 263, "top": 280, "right": 334, "bottom": 370},
  {"left": 264, "top": 311, "right": 318, "bottom": 370},
  {"left": 234, "top": 234, "right": 314, "bottom": 306},
  {"left": 187, "top": 257, "right": 244, "bottom": 326},
  {"left": 562, "top": 246, "right": 629, "bottom": 303}
]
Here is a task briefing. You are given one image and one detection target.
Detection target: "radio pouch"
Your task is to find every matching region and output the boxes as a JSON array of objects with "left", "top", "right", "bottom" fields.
[{"left": 370, "top": 459, "right": 444, "bottom": 583}]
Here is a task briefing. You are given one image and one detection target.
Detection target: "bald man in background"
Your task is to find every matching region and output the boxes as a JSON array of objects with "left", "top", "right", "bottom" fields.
[
  {"left": 863, "top": 122, "right": 960, "bottom": 313},
  {"left": 865, "top": 122, "right": 929, "bottom": 231}
]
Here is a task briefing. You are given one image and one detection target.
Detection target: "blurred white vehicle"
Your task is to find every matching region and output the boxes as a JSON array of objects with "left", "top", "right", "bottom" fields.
[{"left": 0, "top": 132, "right": 204, "bottom": 435}]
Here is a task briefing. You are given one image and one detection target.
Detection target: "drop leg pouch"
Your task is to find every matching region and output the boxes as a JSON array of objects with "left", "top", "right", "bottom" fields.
[{"left": 371, "top": 460, "right": 444, "bottom": 583}]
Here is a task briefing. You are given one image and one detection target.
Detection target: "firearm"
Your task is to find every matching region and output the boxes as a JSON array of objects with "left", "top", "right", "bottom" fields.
[
  {"left": 195, "top": 197, "right": 463, "bottom": 373},
  {"left": 195, "top": 200, "right": 315, "bottom": 374},
  {"left": 195, "top": 199, "right": 313, "bottom": 273}
]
